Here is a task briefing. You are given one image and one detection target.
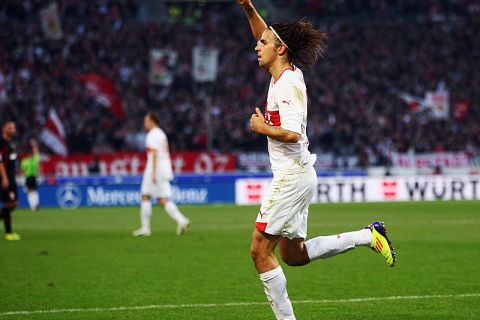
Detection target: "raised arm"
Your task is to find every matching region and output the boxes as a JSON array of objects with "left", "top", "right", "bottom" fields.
[{"left": 237, "top": 0, "right": 268, "bottom": 40}]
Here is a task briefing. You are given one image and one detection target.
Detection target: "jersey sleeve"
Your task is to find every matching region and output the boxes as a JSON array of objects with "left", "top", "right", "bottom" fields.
[
  {"left": 277, "top": 81, "right": 305, "bottom": 135},
  {"left": 146, "top": 131, "right": 161, "bottom": 152}
]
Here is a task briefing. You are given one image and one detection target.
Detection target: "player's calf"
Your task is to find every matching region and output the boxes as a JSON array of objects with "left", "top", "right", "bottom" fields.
[{"left": 278, "top": 238, "right": 310, "bottom": 266}]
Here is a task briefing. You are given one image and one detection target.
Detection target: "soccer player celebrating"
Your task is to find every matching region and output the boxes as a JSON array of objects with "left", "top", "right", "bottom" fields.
[
  {"left": 0, "top": 120, "right": 20, "bottom": 240},
  {"left": 21, "top": 139, "right": 40, "bottom": 211},
  {"left": 238, "top": 1, "right": 396, "bottom": 318},
  {"left": 133, "top": 112, "right": 190, "bottom": 237}
]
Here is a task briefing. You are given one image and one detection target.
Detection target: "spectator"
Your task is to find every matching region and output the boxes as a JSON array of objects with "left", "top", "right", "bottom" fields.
[{"left": 0, "top": 0, "right": 478, "bottom": 167}]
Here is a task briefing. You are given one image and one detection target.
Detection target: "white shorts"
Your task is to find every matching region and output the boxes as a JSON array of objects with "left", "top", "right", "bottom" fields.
[
  {"left": 255, "top": 166, "right": 317, "bottom": 240},
  {"left": 141, "top": 178, "right": 172, "bottom": 199}
]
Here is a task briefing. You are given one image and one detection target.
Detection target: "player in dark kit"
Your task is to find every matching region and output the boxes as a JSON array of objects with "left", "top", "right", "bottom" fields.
[{"left": 0, "top": 120, "right": 21, "bottom": 240}]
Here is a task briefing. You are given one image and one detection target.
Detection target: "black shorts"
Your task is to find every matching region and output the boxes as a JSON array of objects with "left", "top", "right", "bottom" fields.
[
  {"left": 25, "top": 176, "right": 38, "bottom": 190},
  {"left": 1, "top": 184, "right": 18, "bottom": 204}
]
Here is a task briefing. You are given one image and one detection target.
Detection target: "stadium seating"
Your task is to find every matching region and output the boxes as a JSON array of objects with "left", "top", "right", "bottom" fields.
[{"left": 0, "top": 1, "right": 478, "bottom": 167}]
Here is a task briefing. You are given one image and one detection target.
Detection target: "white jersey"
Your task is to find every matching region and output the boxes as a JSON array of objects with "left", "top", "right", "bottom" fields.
[
  {"left": 265, "top": 66, "right": 314, "bottom": 175},
  {"left": 144, "top": 127, "right": 174, "bottom": 181}
]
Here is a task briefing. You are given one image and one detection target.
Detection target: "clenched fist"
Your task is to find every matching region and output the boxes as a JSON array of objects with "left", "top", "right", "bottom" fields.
[
  {"left": 250, "top": 107, "right": 266, "bottom": 134},
  {"left": 237, "top": 0, "right": 252, "bottom": 6}
]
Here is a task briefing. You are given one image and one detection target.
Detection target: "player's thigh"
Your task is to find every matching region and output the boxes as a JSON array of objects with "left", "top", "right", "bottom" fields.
[
  {"left": 251, "top": 228, "right": 281, "bottom": 258},
  {"left": 257, "top": 173, "right": 304, "bottom": 235},
  {"left": 141, "top": 179, "right": 169, "bottom": 196},
  {"left": 255, "top": 168, "right": 316, "bottom": 240},
  {"left": 284, "top": 166, "right": 317, "bottom": 238},
  {"left": 25, "top": 177, "right": 37, "bottom": 190},
  {"left": 154, "top": 180, "right": 172, "bottom": 200}
]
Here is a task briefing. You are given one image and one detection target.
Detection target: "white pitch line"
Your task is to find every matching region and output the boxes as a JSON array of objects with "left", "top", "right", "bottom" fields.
[{"left": 0, "top": 293, "right": 479, "bottom": 317}]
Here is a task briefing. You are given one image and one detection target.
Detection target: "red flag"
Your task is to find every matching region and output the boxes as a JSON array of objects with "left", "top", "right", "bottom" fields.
[
  {"left": 40, "top": 109, "right": 68, "bottom": 156},
  {"left": 76, "top": 73, "right": 125, "bottom": 119},
  {"left": 453, "top": 99, "right": 470, "bottom": 121}
]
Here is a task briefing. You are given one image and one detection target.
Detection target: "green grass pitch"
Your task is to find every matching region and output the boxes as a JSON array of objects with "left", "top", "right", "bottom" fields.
[{"left": 1, "top": 201, "right": 479, "bottom": 319}]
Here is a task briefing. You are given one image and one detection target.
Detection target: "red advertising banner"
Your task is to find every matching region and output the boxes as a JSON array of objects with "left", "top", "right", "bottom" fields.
[
  {"left": 391, "top": 152, "right": 470, "bottom": 169},
  {"left": 40, "top": 152, "right": 237, "bottom": 176}
]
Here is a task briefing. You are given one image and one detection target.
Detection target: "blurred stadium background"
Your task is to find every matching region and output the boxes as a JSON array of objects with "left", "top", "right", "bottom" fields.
[{"left": 1, "top": 0, "right": 479, "bottom": 319}]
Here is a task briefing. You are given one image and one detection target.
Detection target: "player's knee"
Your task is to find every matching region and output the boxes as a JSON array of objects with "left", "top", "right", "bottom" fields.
[
  {"left": 158, "top": 198, "right": 168, "bottom": 207},
  {"left": 250, "top": 240, "right": 270, "bottom": 263},
  {"left": 4, "top": 201, "right": 17, "bottom": 209},
  {"left": 250, "top": 246, "right": 268, "bottom": 265}
]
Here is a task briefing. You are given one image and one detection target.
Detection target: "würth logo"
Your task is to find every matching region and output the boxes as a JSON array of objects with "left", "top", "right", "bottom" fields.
[
  {"left": 382, "top": 180, "right": 398, "bottom": 200},
  {"left": 246, "top": 182, "right": 264, "bottom": 202}
]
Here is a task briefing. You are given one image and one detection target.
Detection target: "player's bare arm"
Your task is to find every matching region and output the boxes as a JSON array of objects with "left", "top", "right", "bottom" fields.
[
  {"left": 237, "top": 0, "right": 267, "bottom": 40},
  {"left": 250, "top": 108, "right": 300, "bottom": 143},
  {"left": 0, "top": 162, "right": 9, "bottom": 189},
  {"left": 150, "top": 150, "right": 157, "bottom": 184}
]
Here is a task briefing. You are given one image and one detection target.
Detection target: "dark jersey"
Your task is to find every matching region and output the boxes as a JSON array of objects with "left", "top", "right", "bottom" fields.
[{"left": 0, "top": 137, "right": 17, "bottom": 183}]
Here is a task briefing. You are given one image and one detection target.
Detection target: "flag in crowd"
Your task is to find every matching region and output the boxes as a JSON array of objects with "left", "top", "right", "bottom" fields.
[
  {"left": 76, "top": 73, "right": 126, "bottom": 119},
  {"left": 39, "top": 2, "right": 63, "bottom": 40},
  {"left": 149, "top": 49, "right": 178, "bottom": 86},
  {"left": 400, "top": 87, "right": 450, "bottom": 119},
  {"left": 40, "top": 109, "right": 68, "bottom": 156}
]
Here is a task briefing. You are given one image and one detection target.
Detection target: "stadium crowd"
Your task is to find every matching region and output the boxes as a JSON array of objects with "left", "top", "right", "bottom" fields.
[{"left": 0, "top": 0, "right": 479, "bottom": 166}]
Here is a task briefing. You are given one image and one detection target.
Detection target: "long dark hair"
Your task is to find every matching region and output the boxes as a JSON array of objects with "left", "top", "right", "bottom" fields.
[{"left": 271, "top": 19, "right": 328, "bottom": 68}]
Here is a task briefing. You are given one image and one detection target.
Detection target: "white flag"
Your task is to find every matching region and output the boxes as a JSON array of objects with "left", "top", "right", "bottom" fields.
[
  {"left": 425, "top": 89, "right": 449, "bottom": 119},
  {"left": 149, "top": 49, "right": 177, "bottom": 86},
  {"left": 40, "top": 2, "right": 63, "bottom": 40},
  {"left": 0, "top": 70, "right": 6, "bottom": 102},
  {"left": 192, "top": 47, "right": 219, "bottom": 82},
  {"left": 40, "top": 109, "right": 67, "bottom": 156}
]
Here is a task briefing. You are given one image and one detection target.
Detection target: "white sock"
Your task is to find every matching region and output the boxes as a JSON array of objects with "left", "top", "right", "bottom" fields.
[
  {"left": 27, "top": 191, "right": 39, "bottom": 210},
  {"left": 164, "top": 201, "right": 188, "bottom": 225},
  {"left": 259, "top": 266, "right": 296, "bottom": 320},
  {"left": 305, "top": 229, "right": 372, "bottom": 261},
  {"left": 140, "top": 200, "right": 152, "bottom": 231}
]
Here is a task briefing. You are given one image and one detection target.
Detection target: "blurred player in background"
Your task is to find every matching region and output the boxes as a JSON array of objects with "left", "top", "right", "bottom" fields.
[
  {"left": 0, "top": 120, "right": 20, "bottom": 240},
  {"left": 238, "top": 1, "right": 395, "bottom": 318},
  {"left": 133, "top": 112, "right": 190, "bottom": 237},
  {"left": 21, "top": 138, "right": 40, "bottom": 211}
]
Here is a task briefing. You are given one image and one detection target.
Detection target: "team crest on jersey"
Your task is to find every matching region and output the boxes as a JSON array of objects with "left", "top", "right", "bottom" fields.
[
  {"left": 265, "top": 110, "right": 281, "bottom": 126},
  {"left": 264, "top": 100, "right": 280, "bottom": 126}
]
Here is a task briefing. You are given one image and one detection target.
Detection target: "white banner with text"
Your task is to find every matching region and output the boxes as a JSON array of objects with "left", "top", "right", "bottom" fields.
[{"left": 235, "top": 175, "right": 480, "bottom": 204}]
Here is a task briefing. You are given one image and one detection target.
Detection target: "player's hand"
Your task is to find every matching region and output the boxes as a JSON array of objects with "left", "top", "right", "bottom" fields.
[
  {"left": 237, "top": 0, "right": 252, "bottom": 6},
  {"left": 1, "top": 179, "right": 9, "bottom": 190},
  {"left": 250, "top": 107, "right": 266, "bottom": 134}
]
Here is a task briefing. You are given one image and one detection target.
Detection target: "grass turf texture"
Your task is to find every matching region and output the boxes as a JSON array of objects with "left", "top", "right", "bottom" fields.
[{"left": 0, "top": 201, "right": 479, "bottom": 319}]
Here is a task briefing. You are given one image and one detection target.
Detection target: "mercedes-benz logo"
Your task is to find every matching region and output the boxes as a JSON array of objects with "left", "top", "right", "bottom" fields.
[{"left": 56, "top": 183, "right": 82, "bottom": 210}]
